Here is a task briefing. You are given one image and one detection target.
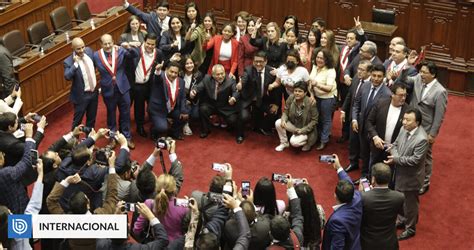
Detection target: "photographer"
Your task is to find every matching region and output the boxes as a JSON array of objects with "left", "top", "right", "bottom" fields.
[
  {"left": 96, "top": 201, "right": 169, "bottom": 249},
  {"left": 55, "top": 129, "right": 128, "bottom": 211}
]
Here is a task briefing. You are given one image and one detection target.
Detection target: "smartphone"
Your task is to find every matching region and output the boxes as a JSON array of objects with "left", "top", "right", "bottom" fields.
[
  {"left": 360, "top": 177, "right": 371, "bottom": 192},
  {"left": 124, "top": 203, "right": 136, "bottom": 212},
  {"left": 223, "top": 181, "right": 233, "bottom": 195},
  {"left": 30, "top": 149, "right": 38, "bottom": 165},
  {"left": 319, "top": 155, "right": 335, "bottom": 163},
  {"left": 174, "top": 198, "right": 189, "bottom": 207},
  {"left": 32, "top": 114, "right": 42, "bottom": 123},
  {"left": 211, "top": 163, "right": 227, "bottom": 172},
  {"left": 241, "top": 181, "right": 250, "bottom": 196},
  {"left": 271, "top": 173, "right": 287, "bottom": 184},
  {"left": 15, "top": 84, "right": 20, "bottom": 91},
  {"left": 109, "top": 131, "right": 116, "bottom": 139}
]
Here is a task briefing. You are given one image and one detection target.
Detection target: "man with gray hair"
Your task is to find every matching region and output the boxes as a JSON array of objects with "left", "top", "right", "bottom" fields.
[{"left": 190, "top": 64, "right": 243, "bottom": 143}]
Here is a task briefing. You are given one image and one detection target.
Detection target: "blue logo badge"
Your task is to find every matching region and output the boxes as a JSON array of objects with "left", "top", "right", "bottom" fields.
[{"left": 8, "top": 214, "right": 32, "bottom": 238}]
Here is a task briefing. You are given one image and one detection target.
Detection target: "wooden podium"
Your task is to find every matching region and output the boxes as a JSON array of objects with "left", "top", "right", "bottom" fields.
[{"left": 360, "top": 21, "right": 398, "bottom": 60}]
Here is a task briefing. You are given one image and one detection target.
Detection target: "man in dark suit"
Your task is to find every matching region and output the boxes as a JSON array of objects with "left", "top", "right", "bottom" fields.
[
  {"left": 383, "top": 44, "right": 417, "bottom": 101},
  {"left": 123, "top": 0, "right": 170, "bottom": 43},
  {"left": 366, "top": 83, "right": 408, "bottom": 178},
  {"left": 341, "top": 60, "right": 371, "bottom": 174},
  {"left": 0, "top": 44, "right": 18, "bottom": 99},
  {"left": 350, "top": 64, "right": 392, "bottom": 179},
  {"left": 190, "top": 64, "right": 242, "bottom": 143},
  {"left": 322, "top": 154, "right": 363, "bottom": 250},
  {"left": 407, "top": 61, "right": 447, "bottom": 195},
  {"left": 149, "top": 61, "right": 188, "bottom": 140},
  {"left": 64, "top": 38, "right": 99, "bottom": 131},
  {"left": 360, "top": 163, "right": 405, "bottom": 250},
  {"left": 337, "top": 17, "right": 367, "bottom": 106},
  {"left": 238, "top": 51, "right": 281, "bottom": 136},
  {"left": 339, "top": 41, "right": 382, "bottom": 143},
  {"left": 94, "top": 34, "right": 138, "bottom": 149},
  {"left": 0, "top": 112, "right": 46, "bottom": 185},
  {"left": 130, "top": 33, "right": 164, "bottom": 137},
  {"left": 385, "top": 108, "right": 429, "bottom": 240}
]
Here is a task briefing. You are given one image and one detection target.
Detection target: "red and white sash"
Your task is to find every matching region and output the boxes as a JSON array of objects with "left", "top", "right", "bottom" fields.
[
  {"left": 165, "top": 76, "right": 180, "bottom": 111},
  {"left": 98, "top": 48, "right": 118, "bottom": 81},
  {"left": 140, "top": 46, "right": 157, "bottom": 79}
]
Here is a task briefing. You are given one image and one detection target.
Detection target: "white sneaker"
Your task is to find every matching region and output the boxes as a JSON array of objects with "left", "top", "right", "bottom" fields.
[
  {"left": 183, "top": 123, "right": 193, "bottom": 136},
  {"left": 275, "top": 143, "right": 289, "bottom": 152}
]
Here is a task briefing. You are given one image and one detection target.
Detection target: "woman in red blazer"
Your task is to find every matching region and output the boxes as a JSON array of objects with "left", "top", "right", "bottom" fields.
[
  {"left": 203, "top": 23, "right": 239, "bottom": 78},
  {"left": 238, "top": 17, "right": 259, "bottom": 76}
]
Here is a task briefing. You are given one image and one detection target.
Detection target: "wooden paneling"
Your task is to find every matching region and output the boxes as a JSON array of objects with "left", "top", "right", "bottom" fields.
[{"left": 167, "top": 0, "right": 474, "bottom": 96}]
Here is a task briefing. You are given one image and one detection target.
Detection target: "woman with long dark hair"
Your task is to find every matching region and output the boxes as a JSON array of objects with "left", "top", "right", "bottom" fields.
[
  {"left": 281, "top": 15, "right": 299, "bottom": 41},
  {"left": 253, "top": 177, "right": 286, "bottom": 216},
  {"left": 299, "top": 28, "right": 320, "bottom": 72},
  {"left": 295, "top": 183, "right": 325, "bottom": 249},
  {"left": 203, "top": 22, "right": 239, "bottom": 78},
  {"left": 159, "top": 16, "right": 189, "bottom": 58},
  {"left": 238, "top": 16, "right": 259, "bottom": 76},
  {"left": 181, "top": 55, "right": 203, "bottom": 136},
  {"left": 268, "top": 49, "right": 309, "bottom": 99},
  {"left": 184, "top": 2, "right": 201, "bottom": 29},
  {"left": 250, "top": 20, "right": 287, "bottom": 69},
  {"left": 185, "top": 11, "right": 217, "bottom": 74}
]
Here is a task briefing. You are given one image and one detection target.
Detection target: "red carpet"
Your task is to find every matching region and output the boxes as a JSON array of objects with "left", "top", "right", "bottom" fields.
[{"left": 35, "top": 94, "right": 474, "bottom": 249}]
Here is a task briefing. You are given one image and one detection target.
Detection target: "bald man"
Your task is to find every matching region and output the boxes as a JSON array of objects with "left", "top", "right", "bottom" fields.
[
  {"left": 94, "top": 34, "right": 138, "bottom": 148},
  {"left": 64, "top": 38, "right": 98, "bottom": 130}
]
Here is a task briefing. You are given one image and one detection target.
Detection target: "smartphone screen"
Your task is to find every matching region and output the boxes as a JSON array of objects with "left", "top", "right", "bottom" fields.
[
  {"left": 174, "top": 198, "right": 189, "bottom": 207},
  {"left": 30, "top": 149, "right": 38, "bottom": 165},
  {"left": 271, "top": 173, "right": 287, "bottom": 183},
  {"left": 125, "top": 203, "right": 136, "bottom": 212},
  {"left": 212, "top": 163, "right": 226, "bottom": 172},
  {"left": 360, "top": 178, "right": 371, "bottom": 192},
  {"left": 241, "top": 181, "right": 250, "bottom": 196}
]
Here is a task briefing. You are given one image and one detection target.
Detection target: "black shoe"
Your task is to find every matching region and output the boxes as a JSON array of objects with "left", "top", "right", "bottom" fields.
[
  {"left": 344, "top": 164, "right": 359, "bottom": 172},
  {"left": 419, "top": 185, "right": 430, "bottom": 195},
  {"left": 137, "top": 127, "right": 147, "bottom": 137},
  {"left": 236, "top": 136, "right": 244, "bottom": 144},
  {"left": 398, "top": 230, "right": 415, "bottom": 241},
  {"left": 336, "top": 136, "right": 347, "bottom": 143},
  {"left": 259, "top": 128, "right": 272, "bottom": 136},
  {"left": 200, "top": 132, "right": 209, "bottom": 138},
  {"left": 171, "top": 133, "right": 184, "bottom": 140}
]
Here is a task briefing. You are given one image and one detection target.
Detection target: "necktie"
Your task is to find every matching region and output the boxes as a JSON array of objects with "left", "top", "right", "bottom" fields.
[
  {"left": 82, "top": 58, "right": 95, "bottom": 91},
  {"left": 258, "top": 71, "right": 264, "bottom": 98},
  {"left": 214, "top": 81, "right": 219, "bottom": 100},
  {"left": 106, "top": 53, "right": 112, "bottom": 66},
  {"left": 339, "top": 46, "right": 351, "bottom": 81},
  {"left": 420, "top": 84, "right": 427, "bottom": 99},
  {"left": 366, "top": 87, "right": 376, "bottom": 108}
]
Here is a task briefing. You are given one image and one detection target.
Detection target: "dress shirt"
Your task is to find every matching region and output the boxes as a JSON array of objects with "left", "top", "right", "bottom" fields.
[
  {"left": 135, "top": 47, "right": 156, "bottom": 83},
  {"left": 384, "top": 104, "right": 402, "bottom": 142},
  {"left": 407, "top": 126, "right": 418, "bottom": 141},
  {"left": 309, "top": 65, "right": 337, "bottom": 99},
  {"left": 421, "top": 79, "right": 436, "bottom": 99},
  {"left": 219, "top": 40, "right": 232, "bottom": 61},
  {"left": 165, "top": 74, "right": 178, "bottom": 101},
  {"left": 74, "top": 54, "right": 96, "bottom": 91}
]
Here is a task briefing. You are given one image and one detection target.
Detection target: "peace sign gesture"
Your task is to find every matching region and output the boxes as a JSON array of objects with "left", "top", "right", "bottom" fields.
[{"left": 354, "top": 16, "right": 362, "bottom": 29}]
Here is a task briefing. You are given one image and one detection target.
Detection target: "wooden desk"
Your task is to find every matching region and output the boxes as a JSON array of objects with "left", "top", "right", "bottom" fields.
[
  {"left": 15, "top": 6, "right": 132, "bottom": 115},
  {"left": 360, "top": 21, "right": 398, "bottom": 60}
]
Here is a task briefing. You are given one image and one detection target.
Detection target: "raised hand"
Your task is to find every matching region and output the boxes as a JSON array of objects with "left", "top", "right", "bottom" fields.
[{"left": 354, "top": 16, "right": 362, "bottom": 29}]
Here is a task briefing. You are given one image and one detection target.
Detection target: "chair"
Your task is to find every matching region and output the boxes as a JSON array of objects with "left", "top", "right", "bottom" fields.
[
  {"left": 27, "top": 21, "right": 51, "bottom": 45},
  {"left": 0, "top": 30, "right": 34, "bottom": 57},
  {"left": 73, "top": 1, "right": 93, "bottom": 21},
  {"left": 372, "top": 7, "right": 396, "bottom": 25},
  {"left": 49, "top": 6, "right": 83, "bottom": 34}
]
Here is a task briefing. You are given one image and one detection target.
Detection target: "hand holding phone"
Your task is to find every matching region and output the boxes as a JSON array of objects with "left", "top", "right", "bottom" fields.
[
  {"left": 212, "top": 163, "right": 227, "bottom": 172},
  {"left": 124, "top": 202, "right": 136, "bottom": 212},
  {"left": 319, "top": 155, "right": 335, "bottom": 163},
  {"left": 30, "top": 149, "right": 39, "bottom": 165},
  {"left": 174, "top": 198, "right": 189, "bottom": 207},
  {"left": 271, "top": 173, "right": 287, "bottom": 184},
  {"left": 241, "top": 181, "right": 250, "bottom": 197}
]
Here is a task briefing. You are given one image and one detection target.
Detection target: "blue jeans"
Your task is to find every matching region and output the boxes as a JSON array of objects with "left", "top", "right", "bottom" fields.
[{"left": 317, "top": 97, "right": 335, "bottom": 143}]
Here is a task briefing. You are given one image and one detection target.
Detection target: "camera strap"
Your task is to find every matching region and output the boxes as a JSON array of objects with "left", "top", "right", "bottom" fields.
[{"left": 159, "top": 150, "right": 167, "bottom": 174}]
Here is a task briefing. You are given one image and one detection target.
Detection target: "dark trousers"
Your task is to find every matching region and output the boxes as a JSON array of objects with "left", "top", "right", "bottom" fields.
[
  {"left": 71, "top": 91, "right": 98, "bottom": 130},
  {"left": 249, "top": 102, "right": 279, "bottom": 131},
  {"left": 133, "top": 82, "right": 150, "bottom": 128},
  {"left": 200, "top": 103, "right": 242, "bottom": 137},
  {"left": 150, "top": 108, "right": 185, "bottom": 137},
  {"left": 103, "top": 86, "right": 132, "bottom": 139},
  {"left": 359, "top": 129, "right": 370, "bottom": 177},
  {"left": 398, "top": 190, "right": 419, "bottom": 232},
  {"left": 349, "top": 126, "right": 360, "bottom": 166}
]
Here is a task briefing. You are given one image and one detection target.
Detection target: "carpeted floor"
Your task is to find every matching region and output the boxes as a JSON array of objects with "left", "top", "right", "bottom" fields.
[{"left": 34, "top": 94, "right": 473, "bottom": 249}]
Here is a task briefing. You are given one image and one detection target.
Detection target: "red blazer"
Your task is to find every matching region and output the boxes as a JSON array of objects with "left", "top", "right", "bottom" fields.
[
  {"left": 238, "top": 34, "right": 259, "bottom": 76},
  {"left": 204, "top": 35, "right": 239, "bottom": 75}
]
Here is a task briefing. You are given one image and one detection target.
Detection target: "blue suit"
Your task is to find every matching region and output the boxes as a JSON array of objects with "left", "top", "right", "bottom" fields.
[
  {"left": 352, "top": 82, "right": 391, "bottom": 176},
  {"left": 148, "top": 72, "right": 188, "bottom": 137},
  {"left": 125, "top": 4, "right": 164, "bottom": 43},
  {"left": 94, "top": 47, "right": 138, "bottom": 138},
  {"left": 64, "top": 47, "right": 99, "bottom": 130},
  {"left": 322, "top": 170, "right": 363, "bottom": 250}
]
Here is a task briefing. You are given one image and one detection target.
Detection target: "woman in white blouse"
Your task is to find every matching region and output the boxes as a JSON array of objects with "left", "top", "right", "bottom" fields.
[
  {"left": 309, "top": 48, "right": 337, "bottom": 150},
  {"left": 268, "top": 49, "right": 309, "bottom": 99},
  {"left": 0, "top": 86, "right": 22, "bottom": 115}
]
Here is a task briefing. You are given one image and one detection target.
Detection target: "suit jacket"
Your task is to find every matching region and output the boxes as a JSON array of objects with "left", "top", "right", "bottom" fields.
[
  {"left": 205, "top": 35, "right": 240, "bottom": 75},
  {"left": 119, "top": 31, "right": 146, "bottom": 45},
  {"left": 322, "top": 170, "right": 363, "bottom": 250},
  {"left": 193, "top": 74, "right": 239, "bottom": 116},
  {"left": 225, "top": 214, "right": 271, "bottom": 250},
  {"left": 0, "top": 129, "right": 43, "bottom": 167},
  {"left": 149, "top": 72, "right": 188, "bottom": 114},
  {"left": 383, "top": 59, "right": 418, "bottom": 100},
  {"left": 344, "top": 54, "right": 383, "bottom": 78},
  {"left": 159, "top": 31, "right": 192, "bottom": 59},
  {"left": 125, "top": 4, "right": 164, "bottom": 42},
  {"left": 240, "top": 65, "right": 280, "bottom": 109},
  {"left": 249, "top": 36, "right": 287, "bottom": 68},
  {"left": 337, "top": 32, "right": 367, "bottom": 79},
  {"left": 269, "top": 197, "right": 304, "bottom": 249},
  {"left": 390, "top": 127, "right": 429, "bottom": 191},
  {"left": 93, "top": 47, "right": 138, "bottom": 98},
  {"left": 360, "top": 188, "right": 405, "bottom": 250},
  {"left": 238, "top": 34, "right": 259, "bottom": 76},
  {"left": 352, "top": 82, "right": 392, "bottom": 132},
  {"left": 64, "top": 47, "right": 98, "bottom": 104},
  {"left": 342, "top": 76, "right": 368, "bottom": 116},
  {"left": 408, "top": 75, "right": 448, "bottom": 137},
  {"left": 282, "top": 95, "right": 318, "bottom": 135},
  {"left": 0, "top": 44, "right": 18, "bottom": 93},
  {"left": 367, "top": 99, "right": 408, "bottom": 143},
  {"left": 96, "top": 222, "right": 169, "bottom": 249}
]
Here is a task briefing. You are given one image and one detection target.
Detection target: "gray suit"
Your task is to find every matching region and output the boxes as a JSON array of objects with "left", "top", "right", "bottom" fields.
[
  {"left": 408, "top": 75, "right": 448, "bottom": 186},
  {"left": 0, "top": 44, "right": 18, "bottom": 98},
  {"left": 390, "top": 126, "right": 429, "bottom": 232}
]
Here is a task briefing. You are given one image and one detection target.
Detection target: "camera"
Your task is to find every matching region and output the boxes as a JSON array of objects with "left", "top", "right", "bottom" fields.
[
  {"left": 95, "top": 147, "right": 113, "bottom": 166},
  {"left": 319, "top": 155, "right": 335, "bottom": 163},
  {"left": 80, "top": 126, "right": 92, "bottom": 134},
  {"left": 124, "top": 203, "right": 136, "bottom": 212},
  {"left": 155, "top": 137, "right": 171, "bottom": 149}
]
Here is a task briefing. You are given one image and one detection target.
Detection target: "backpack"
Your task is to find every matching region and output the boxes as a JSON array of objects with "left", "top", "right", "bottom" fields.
[{"left": 267, "top": 229, "right": 301, "bottom": 250}]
